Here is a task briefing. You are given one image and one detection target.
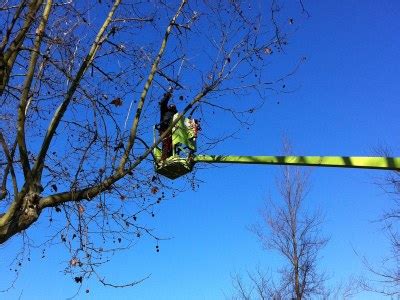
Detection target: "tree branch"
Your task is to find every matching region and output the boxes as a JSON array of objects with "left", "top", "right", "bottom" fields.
[
  {"left": 0, "top": 0, "right": 28, "bottom": 52},
  {"left": 17, "top": 0, "right": 53, "bottom": 186},
  {"left": 118, "top": 0, "right": 188, "bottom": 171},
  {"left": 1, "top": 0, "right": 44, "bottom": 95},
  {"left": 0, "top": 132, "right": 18, "bottom": 199},
  {"left": 32, "top": 0, "right": 122, "bottom": 183}
]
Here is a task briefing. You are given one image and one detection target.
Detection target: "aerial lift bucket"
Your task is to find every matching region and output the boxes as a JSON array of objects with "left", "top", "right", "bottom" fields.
[{"left": 153, "top": 115, "right": 197, "bottom": 179}]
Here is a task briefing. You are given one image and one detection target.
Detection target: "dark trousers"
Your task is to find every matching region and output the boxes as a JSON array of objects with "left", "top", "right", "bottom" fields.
[
  {"left": 162, "top": 135, "right": 172, "bottom": 160},
  {"left": 159, "top": 129, "right": 172, "bottom": 160}
]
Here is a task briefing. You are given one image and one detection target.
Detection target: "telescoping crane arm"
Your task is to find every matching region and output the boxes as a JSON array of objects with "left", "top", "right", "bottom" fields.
[
  {"left": 194, "top": 155, "right": 400, "bottom": 171},
  {"left": 155, "top": 154, "right": 400, "bottom": 180}
]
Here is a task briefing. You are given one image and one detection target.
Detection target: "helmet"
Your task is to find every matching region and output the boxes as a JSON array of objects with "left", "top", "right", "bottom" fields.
[{"left": 169, "top": 104, "right": 177, "bottom": 112}]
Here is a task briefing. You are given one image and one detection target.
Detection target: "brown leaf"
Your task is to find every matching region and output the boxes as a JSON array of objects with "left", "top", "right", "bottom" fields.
[
  {"left": 110, "top": 97, "right": 123, "bottom": 107},
  {"left": 78, "top": 204, "right": 85, "bottom": 215},
  {"left": 70, "top": 257, "right": 80, "bottom": 267},
  {"left": 264, "top": 47, "right": 272, "bottom": 55},
  {"left": 74, "top": 276, "right": 83, "bottom": 283}
]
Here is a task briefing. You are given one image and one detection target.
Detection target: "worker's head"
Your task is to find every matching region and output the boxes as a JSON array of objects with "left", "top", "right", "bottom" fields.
[{"left": 169, "top": 104, "right": 177, "bottom": 113}]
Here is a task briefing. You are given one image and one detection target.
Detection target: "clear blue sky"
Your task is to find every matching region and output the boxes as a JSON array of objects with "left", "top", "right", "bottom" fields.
[{"left": 2, "top": 1, "right": 400, "bottom": 299}]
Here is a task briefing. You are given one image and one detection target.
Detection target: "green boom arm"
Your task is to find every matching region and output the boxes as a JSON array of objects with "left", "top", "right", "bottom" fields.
[{"left": 194, "top": 155, "right": 400, "bottom": 171}]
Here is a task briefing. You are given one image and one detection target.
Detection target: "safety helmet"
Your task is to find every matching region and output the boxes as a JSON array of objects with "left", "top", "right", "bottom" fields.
[{"left": 169, "top": 104, "right": 177, "bottom": 112}]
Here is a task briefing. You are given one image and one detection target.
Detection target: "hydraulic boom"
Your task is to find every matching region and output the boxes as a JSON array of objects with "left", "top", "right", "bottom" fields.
[{"left": 194, "top": 155, "right": 400, "bottom": 171}]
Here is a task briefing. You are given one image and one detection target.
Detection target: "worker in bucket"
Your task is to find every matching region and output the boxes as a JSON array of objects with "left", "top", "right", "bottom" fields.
[{"left": 158, "top": 88, "right": 177, "bottom": 160}]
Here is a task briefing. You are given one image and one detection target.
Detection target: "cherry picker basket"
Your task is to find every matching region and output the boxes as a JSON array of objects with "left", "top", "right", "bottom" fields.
[{"left": 153, "top": 114, "right": 198, "bottom": 179}]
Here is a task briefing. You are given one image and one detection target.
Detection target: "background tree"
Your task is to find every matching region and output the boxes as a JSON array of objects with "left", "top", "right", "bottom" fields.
[
  {"left": 0, "top": 0, "right": 302, "bottom": 288},
  {"left": 360, "top": 149, "right": 400, "bottom": 297},
  {"left": 232, "top": 142, "right": 328, "bottom": 300},
  {"left": 231, "top": 267, "right": 283, "bottom": 300}
]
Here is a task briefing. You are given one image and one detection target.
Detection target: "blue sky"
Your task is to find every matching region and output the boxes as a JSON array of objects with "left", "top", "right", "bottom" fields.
[{"left": 2, "top": 1, "right": 400, "bottom": 299}]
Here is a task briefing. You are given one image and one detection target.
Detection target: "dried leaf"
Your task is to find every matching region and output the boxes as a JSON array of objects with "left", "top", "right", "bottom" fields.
[
  {"left": 74, "top": 276, "right": 83, "bottom": 283},
  {"left": 110, "top": 97, "right": 123, "bottom": 107},
  {"left": 78, "top": 204, "right": 85, "bottom": 214},
  {"left": 264, "top": 47, "right": 272, "bottom": 55},
  {"left": 70, "top": 257, "right": 80, "bottom": 267},
  {"left": 151, "top": 186, "right": 159, "bottom": 194}
]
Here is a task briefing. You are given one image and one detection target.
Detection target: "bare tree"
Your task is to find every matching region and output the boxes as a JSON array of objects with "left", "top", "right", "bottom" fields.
[
  {"left": 231, "top": 267, "right": 284, "bottom": 300},
  {"left": 244, "top": 144, "right": 328, "bottom": 300},
  {"left": 0, "top": 0, "right": 303, "bottom": 289},
  {"left": 360, "top": 149, "right": 400, "bottom": 296}
]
